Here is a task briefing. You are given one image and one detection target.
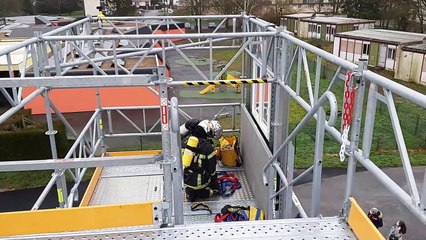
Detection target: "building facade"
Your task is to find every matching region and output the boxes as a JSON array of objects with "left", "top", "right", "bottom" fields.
[
  {"left": 396, "top": 43, "right": 426, "bottom": 85},
  {"left": 281, "top": 15, "right": 375, "bottom": 41},
  {"left": 334, "top": 29, "right": 426, "bottom": 71}
]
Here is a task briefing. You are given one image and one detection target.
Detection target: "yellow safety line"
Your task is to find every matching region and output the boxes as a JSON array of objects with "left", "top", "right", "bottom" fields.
[
  {"left": 79, "top": 166, "right": 103, "bottom": 207},
  {"left": 108, "top": 150, "right": 162, "bottom": 156},
  {"left": 347, "top": 197, "right": 385, "bottom": 240},
  {"left": 0, "top": 202, "right": 155, "bottom": 237}
]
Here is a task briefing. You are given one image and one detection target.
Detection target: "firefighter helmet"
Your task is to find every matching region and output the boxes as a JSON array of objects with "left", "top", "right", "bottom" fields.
[{"left": 210, "top": 120, "right": 223, "bottom": 140}]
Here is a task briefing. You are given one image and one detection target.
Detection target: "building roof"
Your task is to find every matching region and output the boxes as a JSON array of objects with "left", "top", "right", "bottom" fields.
[
  {"left": 282, "top": 13, "right": 326, "bottom": 19},
  {"left": 335, "top": 29, "right": 426, "bottom": 45},
  {"left": 6, "top": 15, "right": 74, "bottom": 25},
  {"left": 301, "top": 16, "right": 375, "bottom": 25},
  {"left": 402, "top": 43, "right": 426, "bottom": 54}
]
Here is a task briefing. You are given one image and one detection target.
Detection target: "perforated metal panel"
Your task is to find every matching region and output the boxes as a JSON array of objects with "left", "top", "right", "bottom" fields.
[
  {"left": 101, "top": 164, "right": 163, "bottom": 177},
  {"left": 183, "top": 200, "right": 257, "bottom": 216},
  {"left": 89, "top": 175, "right": 163, "bottom": 205},
  {"left": 10, "top": 218, "right": 356, "bottom": 240}
]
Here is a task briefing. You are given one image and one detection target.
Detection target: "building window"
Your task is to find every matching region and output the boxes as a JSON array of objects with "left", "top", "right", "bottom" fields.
[
  {"left": 353, "top": 24, "right": 359, "bottom": 30},
  {"left": 251, "top": 62, "right": 271, "bottom": 139},
  {"left": 316, "top": 25, "right": 321, "bottom": 39},
  {"left": 308, "top": 23, "right": 314, "bottom": 33},
  {"left": 362, "top": 43, "right": 370, "bottom": 55},
  {"left": 387, "top": 47, "right": 396, "bottom": 60}
]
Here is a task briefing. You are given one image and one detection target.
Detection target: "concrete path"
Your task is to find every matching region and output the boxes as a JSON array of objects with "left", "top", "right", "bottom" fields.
[{"left": 293, "top": 167, "right": 426, "bottom": 240}]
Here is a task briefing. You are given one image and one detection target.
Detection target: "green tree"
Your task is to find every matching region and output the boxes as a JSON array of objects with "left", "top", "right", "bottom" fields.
[
  {"left": 22, "top": 0, "right": 35, "bottom": 15},
  {"left": 0, "top": 0, "right": 23, "bottom": 17},
  {"left": 34, "top": 0, "right": 80, "bottom": 15},
  {"left": 105, "top": 0, "right": 137, "bottom": 16},
  {"left": 342, "top": 0, "right": 381, "bottom": 20}
]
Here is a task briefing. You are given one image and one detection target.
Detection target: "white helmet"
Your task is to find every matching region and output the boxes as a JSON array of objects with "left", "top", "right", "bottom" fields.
[
  {"left": 209, "top": 120, "right": 223, "bottom": 140},
  {"left": 198, "top": 120, "right": 223, "bottom": 140}
]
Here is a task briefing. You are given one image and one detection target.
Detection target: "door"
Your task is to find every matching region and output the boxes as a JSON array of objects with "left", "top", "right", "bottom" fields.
[{"left": 378, "top": 44, "right": 386, "bottom": 67}]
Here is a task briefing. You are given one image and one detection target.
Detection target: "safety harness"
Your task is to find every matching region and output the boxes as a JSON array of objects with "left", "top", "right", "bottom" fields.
[
  {"left": 191, "top": 202, "right": 212, "bottom": 214},
  {"left": 216, "top": 173, "right": 241, "bottom": 197},
  {"left": 214, "top": 205, "right": 264, "bottom": 222}
]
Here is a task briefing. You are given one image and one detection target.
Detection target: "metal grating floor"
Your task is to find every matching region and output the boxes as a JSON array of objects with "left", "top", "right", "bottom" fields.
[
  {"left": 89, "top": 164, "right": 163, "bottom": 206},
  {"left": 183, "top": 169, "right": 256, "bottom": 224},
  {"left": 9, "top": 217, "right": 356, "bottom": 240}
]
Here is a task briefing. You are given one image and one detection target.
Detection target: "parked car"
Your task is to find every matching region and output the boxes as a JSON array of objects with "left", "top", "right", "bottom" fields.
[{"left": 208, "top": 22, "right": 217, "bottom": 29}]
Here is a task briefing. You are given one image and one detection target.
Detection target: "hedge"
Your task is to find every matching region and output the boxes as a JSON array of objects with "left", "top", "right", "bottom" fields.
[{"left": 0, "top": 120, "right": 72, "bottom": 161}]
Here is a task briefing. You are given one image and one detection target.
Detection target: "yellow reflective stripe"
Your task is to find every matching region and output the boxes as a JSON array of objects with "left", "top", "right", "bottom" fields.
[
  {"left": 57, "top": 188, "right": 63, "bottom": 203},
  {"left": 207, "top": 151, "right": 216, "bottom": 159},
  {"left": 185, "top": 178, "right": 211, "bottom": 190},
  {"left": 198, "top": 154, "right": 206, "bottom": 159},
  {"left": 197, "top": 174, "right": 202, "bottom": 187}
]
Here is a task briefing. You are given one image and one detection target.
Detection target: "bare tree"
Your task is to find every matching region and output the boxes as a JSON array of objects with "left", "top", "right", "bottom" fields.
[
  {"left": 232, "top": 0, "right": 266, "bottom": 15},
  {"left": 414, "top": 0, "right": 426, "bottom": 32},
  {"left": 274, "top": 0, "right": 291, "bottom": 23},
  {"left": 181, "top": 0, "right": 209, "bottom": 15}
]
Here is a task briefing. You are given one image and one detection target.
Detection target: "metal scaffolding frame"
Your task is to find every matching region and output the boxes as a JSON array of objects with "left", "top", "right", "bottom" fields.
[{"left": 0, "top": 13, "right": 425, "bottom": 233}]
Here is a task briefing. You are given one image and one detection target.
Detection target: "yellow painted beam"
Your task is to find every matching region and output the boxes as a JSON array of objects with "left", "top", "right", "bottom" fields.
[
  {"left": 348, "top": 197, "right": 385, "bottom": 240},
  {"left": 108, "top": 150, "right": 162, "bottom": 156},
  {"left": 0, "top": 202, "right": 155, "bottom": 237},
  {"left": 79, "top": 166, "right": 103, "bottom": 207}
]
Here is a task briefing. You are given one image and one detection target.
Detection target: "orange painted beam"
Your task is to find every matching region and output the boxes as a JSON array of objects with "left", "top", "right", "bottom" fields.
[{"left": 79, "top": 167, "right": 103, "bottom": 207}]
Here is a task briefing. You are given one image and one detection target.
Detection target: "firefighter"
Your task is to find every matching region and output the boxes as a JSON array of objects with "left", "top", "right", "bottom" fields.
[
  {"left": 180, "top": 119, "right": 223, "bottom": 202},
  {"left": 367, "top": 207, "right": 383, "bottom": 228}
]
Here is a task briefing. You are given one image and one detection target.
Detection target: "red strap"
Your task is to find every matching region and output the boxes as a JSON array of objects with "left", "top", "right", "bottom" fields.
[
  {"left": 214, "top": 213, "right": 230, "bottom": 222},
  {"left": 217, "top": 174, "right": 239, "bottom": 184}
]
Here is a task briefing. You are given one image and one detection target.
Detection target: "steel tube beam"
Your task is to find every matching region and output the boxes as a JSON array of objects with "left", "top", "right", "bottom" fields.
[
  {"left": 43, "top": 32, "right": 275, "bottom": 41},
  {"left": 64, "top": 109, "right": 100, "bottom": 159},
  {"left": 0, "top": 155, "right": 161, "bottom": 172},
  {"left": 0, "top": 75, "right": 156, "bottom": 88},
  {"left": 44, "top": 18, "right": 91, "bottom": 36},
  {"left": 0, "top": 87, "right": 45, "bottom": 124},
  {"left": 46, "top": 37, "right": 234, "bottom": 70},
  {"left": 344, "top": 60, "right": 367, "bottom": 201},
  {"left": 263, "top": 91, "right": 338, "bottom": 186},
  {"left": 422, "top": 170, "right": 426, "bottom": 211},
  {"left": 104, "top": 129, "right": 240, "bottom": 138},
  {"left": 354, "top": 150, "right": 426, "bottom": 224},
  {"left": 31, "top": 173, "right": 59, "bottom": 210},
  {"left": 272, "top": 162, "right": 308, "bottom": 218},
  {"left": 96, "top": 15, "right": 242, "bottom": 20},
  {"left": 101, "top": 102, "right": 240, "bottom": 111},
  {"left": 271, "top": 165, "right": 314, "bottom": 199}
]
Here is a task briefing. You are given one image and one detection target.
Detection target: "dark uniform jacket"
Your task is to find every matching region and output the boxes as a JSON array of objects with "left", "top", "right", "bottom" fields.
[{"left": 183, "top": 125, "right": 217, "bottom": 189}]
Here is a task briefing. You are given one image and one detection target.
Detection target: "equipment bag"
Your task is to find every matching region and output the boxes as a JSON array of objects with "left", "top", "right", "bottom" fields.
[
  {"left": 214, "top": 205, "right": 264, "bottom": 222},
  {"left": 218, "top": 136, "right": 242, "bottom": 167},
  {"left": 216, "top": 173, "right": 241, "bottom": 197}
]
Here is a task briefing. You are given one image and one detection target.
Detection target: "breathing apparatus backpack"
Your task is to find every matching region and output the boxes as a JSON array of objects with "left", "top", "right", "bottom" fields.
[
  {"left": 217, "top": 136, "right": 242, "bottom": 167},
  {"left": 182, "top": 136, "right": 199, "bottom": 167}
]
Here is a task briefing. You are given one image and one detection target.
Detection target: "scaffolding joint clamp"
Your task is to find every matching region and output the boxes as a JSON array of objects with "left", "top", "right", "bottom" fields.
[
  {"left": 45, "top": 130, "right": 57, "bottom": 136},
  {"left": 271, "top": 122, "right": 282, "bottom": 127},
  {"left": 157, "top": 155, "right": 176, "bottom": 165}
]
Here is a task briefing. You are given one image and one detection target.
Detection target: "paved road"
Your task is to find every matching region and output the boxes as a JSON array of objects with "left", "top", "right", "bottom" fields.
[{"left": 294, "top": 167, "right": 426, "bottom": 240}]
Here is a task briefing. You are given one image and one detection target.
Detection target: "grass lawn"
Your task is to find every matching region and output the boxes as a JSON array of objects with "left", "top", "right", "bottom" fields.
[
  {"left": 0, "top": 168, "right": 95, "bottom": 190},
  {"left": 209, "top": 44, "right": 426, "bottom": 168}
]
